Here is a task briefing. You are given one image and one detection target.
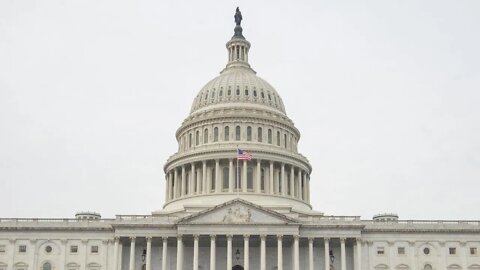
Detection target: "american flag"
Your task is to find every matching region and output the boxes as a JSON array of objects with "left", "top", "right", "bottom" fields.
[{"left": 237, "top": 149, "right": 252, "bottom": 160}]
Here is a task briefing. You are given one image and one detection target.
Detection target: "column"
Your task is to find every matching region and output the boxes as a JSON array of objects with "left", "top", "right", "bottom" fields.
[
  {"left": 176, "top": 236, "right": 183, "bottom": 270},
  {"left": 256, "top": 159, "right": 261, "bottom": 192},
  {"left": 355, "top": 239, "right": 362, "bottom": 270},
  {"left": 269, "top": 161, "right": 274, "bottom": 194},
  {"left": 162, "top": 237, "right": 168, "bottom": 270},
  {"left": 215, "top": 159, "right": 221, "bottom": 192},
  {"left": 307, "top": 174, "right": 311, "bottom": 203},
  {"left": 229, "top": 159, "right": 234, "bottom": 192},
  {"left": 202, "top": 161, "right": 207, "bottom": 194},
  {"left": 181, "top": 166, "right": 186, "bottom": 196},
  {"left": 174, "top": 169, "right": 179, "bottom": 198},
  {"left": 113, "top": 237, "right": 119, "bottom": 270},
  {"left": 129, "top": 237, "right": 136, "bottom": 270},
  {"left": 260, "top": 235, "right": 266, "bottom": 270},
  {"left": 324, "top": 238, "right": 330, "bottom": 270},
  {"left": 297, "top": 170, "right": 302, "bottom": 199},
  {"left": 341, "top": 238, "right": 346, "bottom": 270},
  {"left": 244, "top": 235, "right": 250, "bottom": 270},
  {"left": 196, "top": 168, "right": 202, "bottom": 194},
  {"left": 227, "top": 235, "right": 233, "bottom": 269},
  {"left": 293, "top": 235, "right": 300, "bottom": 270},
  {"left": 281, "top": 163, "right": 286, "bottom": 195},
  {"left": 193, "top": 235, "right": 199, "bottom": 270},
  {"left": 308, "top": 238, "right": 314, "bottom": 270},
  {"left": 210, "top": 235, "right": 216, "bottom": 270},
  {"left": 277, "top": 235, "right": 283, "bottom": 270},
  {"left": 242, "top": 160, "right": 247, "bottom": 192},
  {"left": 146, "top": 237, "right": 152, "bottom": 270},
  {"left": 165, "top": 175, "right": 169, "bottom": 201},
  {"left": 191, "top": 163, "right": 196, "bottom": 194},
  {"left": 168, "top": 172, "right": 173, "bottom": 200},
  {"left": 290, "top": 167, "right": 295, "bottom": 197}
]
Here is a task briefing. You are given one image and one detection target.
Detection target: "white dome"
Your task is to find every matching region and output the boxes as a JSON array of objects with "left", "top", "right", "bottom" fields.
[{"left": 190, "top": 67, "right": 287, "bottom": 115}]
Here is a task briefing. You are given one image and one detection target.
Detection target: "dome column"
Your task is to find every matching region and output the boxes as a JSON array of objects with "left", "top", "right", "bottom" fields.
[
  {"left": 298, "top": 170, "right": 303, "bottom": 200},
  {"left": 255, "top": 159, "right": 261, "bottom": 193},
  {"left": 174, "top": 169, "right": 179, "bottom": 198},
  {"left": 229, "top": 159, "right": 234, "bottom": 192},
  {"left": 190, "top": 163, "right": 196, "bottom": 195},
  {"left": 215, "top": 159, "right": 221, "bottom": 193},
  {"left": 269, "top": 161, "right": 274, "bottom": 195},
  {"left": 242, "top": 159, "right": 247, "bottom": 192},
  {"left": 290, "top": 166, "right": 295, "bottom": 197},
  {"left": 281, "top": 163, "right": 286, "bottom": 196},
  {"left": 181, "top": 165, "right": 186, "bottom": 196},
  {"left": 202, "top": 161, "right": 207, "bottom": 194}
]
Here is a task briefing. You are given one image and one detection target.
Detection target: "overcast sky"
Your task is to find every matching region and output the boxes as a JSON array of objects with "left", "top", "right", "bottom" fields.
[{"left": 1, "top": 0, "right": 479, "bottom": 220}]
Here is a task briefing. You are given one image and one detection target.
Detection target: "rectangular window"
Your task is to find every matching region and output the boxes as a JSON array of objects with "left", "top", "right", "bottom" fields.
[
  {"left": 91, "top": 245, "right": 99, "bottom": 253},
  {"left": 70, "top": 245, "right": 78, "bottom": 253},
  {"left": 398, "top": 247, "right": 405, "bottom": 255},
  {"left": 471, "top": 247, "right": 478, "bottom": 255},
  {"left": 18, "top": 245, "right": 27, "bottom": 253},
  {"left": 449, "top": 247, "right": 456, "bottom": 255},
  {"left": 377, "top": 247, "right": 385, "bottom": 255}
]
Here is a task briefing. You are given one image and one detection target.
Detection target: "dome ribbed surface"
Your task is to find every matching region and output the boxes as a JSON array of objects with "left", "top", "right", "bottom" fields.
[{"left": 190, "top": 67, "right": 286, "bottom": 114}]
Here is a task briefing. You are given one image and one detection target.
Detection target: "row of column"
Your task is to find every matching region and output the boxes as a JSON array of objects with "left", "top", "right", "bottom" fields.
[
  {"left": 228, "top": 44, "right": 248, "bottom": 62},
  {"left": 166, "top": 159, "right": 311, "bottom": 202},
  {"left": 115, "top": 235, "right": 362, "bottom": 270}
]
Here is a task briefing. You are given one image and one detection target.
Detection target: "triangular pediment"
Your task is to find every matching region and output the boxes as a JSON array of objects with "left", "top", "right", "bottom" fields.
[{"left": 177, "top": 199, "right": 298, "bottom": 225}]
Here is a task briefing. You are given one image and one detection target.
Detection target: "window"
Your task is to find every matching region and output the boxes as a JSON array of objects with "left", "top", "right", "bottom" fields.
[
  {"left": 211, "top": 89, "right": 215, "bottom": 99},
  {"left": 18, "top": 245, "right": 26, "bottom": 253},
  {"left": 223, "top": 167, "right": 229, "bottom": 189},
  {"left": 195, "top": 130, "right": 200, "bottom": 146},
  {"left": 70, "top": 245, "right": 78, "bottom": 253},
  {"left": 424, "top": 264, "right": 432, "bottom": 270},
  {"left": 91, "top": 245, "right": 99, "bottom": 254},
  {"left": 247, "top": 167, "right": 253, "bottom": 189},
  {"left": 203, "top": 128, "right": 208, "bottom": 144},
  {"left": 397, "top": 247, "right": 405, "bottom": 255},
  {"left": 45, "top": 245, "right": 52, "bottom": 253},
  {"left": 213, "top": 127, "right": 219, "bottom": 142},
  {"left": 247, "top": 126, "right": 252, "bottom": 141},
  {"left": 471, "top": 247, "right": 478, "bottom": 255},
  {"left": 449, "top": 247, "right": 456, "bottom": 255},
  {"left": 268, "top": 93, "right": 272, "bottom": 100},
  {"left": 268, "top": 129, "right": 272, "bottom": 144},
  {"left": 377, "top": 247, "right": 385, "bottom": 255},
  {"left": 245, "top": 88, "right": 249, "bottom": 96},
  {"left": 228, "top": 86, "right": 232, "bottom": 96},
  {"left": 43, "top": 262, "right": 52, "bottom": 270},
  {"left": 224, "top": 126, "right": 230, "bottom": 141},
  {"left": 261, "top": 91, "right": 265, "bottom": 99},
  {"left": 236, "top": 86, "right": 240, "bottom": 96},
  {"left": 423, "top": 247, "right": 430, "bottom": 255},
  {"left": 235, "top": 126, "right": 241, "bottom": 141},
  {"left": 253, "top": 89, "right": 257, "bottom": 97},
  {"left": 276, "top": 131, "right": 280, "bottom": 146},
  {"left": 219, "top": 88, "right": 223, "bottom": 97},
  {"left": 257, "top": 127, "right": 263, "bottom": 142},
  {"left": 0, "top": 245, "right": 5, "bottom": 253}
]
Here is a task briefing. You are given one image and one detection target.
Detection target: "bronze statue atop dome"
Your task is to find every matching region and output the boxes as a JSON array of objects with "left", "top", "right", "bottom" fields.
[{"left": 234, "top": 7, "right": 242, "bottom": 26}]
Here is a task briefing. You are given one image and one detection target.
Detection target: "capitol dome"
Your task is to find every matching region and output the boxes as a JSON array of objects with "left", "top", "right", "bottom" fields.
[{"left": 161, "top": 12, "right": 313, "bottom": 214}]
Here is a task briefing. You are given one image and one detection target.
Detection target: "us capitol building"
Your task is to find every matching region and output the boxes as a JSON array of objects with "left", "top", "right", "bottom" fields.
[{"left": 1, "top": 8, "right": 479, "bottom": 270}]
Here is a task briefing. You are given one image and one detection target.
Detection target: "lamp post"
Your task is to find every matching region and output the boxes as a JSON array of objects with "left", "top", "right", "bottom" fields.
[{"left": 329, "top": 250, "right": 335, "bottom": 267}]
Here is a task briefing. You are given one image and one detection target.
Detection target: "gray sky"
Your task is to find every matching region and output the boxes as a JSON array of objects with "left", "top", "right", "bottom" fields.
[{"left": 1, "top": 0, "right": 479, "bottom": 220}]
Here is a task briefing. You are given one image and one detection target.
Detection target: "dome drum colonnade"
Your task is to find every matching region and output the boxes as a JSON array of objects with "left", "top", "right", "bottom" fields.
[
  {"left": 163, "top": 11, "right": 313, "bottom": 212},
  {"left": 114, "top": 235, "right": 363, "bottom": 270}
]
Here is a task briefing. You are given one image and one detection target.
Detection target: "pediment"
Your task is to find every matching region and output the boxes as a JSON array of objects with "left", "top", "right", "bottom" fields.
[{"left": 177, "top": 199, "right": 298, "bottom": 225}]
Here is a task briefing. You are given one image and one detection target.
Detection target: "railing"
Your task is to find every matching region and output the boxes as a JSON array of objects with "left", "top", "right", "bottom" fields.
[{"left": 363, "top": 219, "right": 480, "bottom": 225}]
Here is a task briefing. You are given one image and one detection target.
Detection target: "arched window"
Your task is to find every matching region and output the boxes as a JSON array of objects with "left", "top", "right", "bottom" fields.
[
  {"left": 284, "top": 134, "right": 287, "bottom": 148},
  {"left": 253, "top": 89, "right": 257, "bottom": 97},
  {"left": 261, "top": 91, "right": 265, "bottom": 99},
  {"left": 219, "top": 87, "right": 223, "bottom": 97},
  {"left": 213, "top": 127, "right": 219, "bottom": 142},
  {"left": 224, "top": 126, "right": 230, "bottom": 141},
  {"left": 268, "top": 129, "right": 272, "bottom": 144},
  {"left": 245, "top": 88, "right": 249, "bottom": 96},
  {"left": 43, "top": 262, "right": 52, "bottom": 270},
  {"left": 247, "top": 126, "right": 252, "bottom": 141},
  {"left": 236, "top": 86, "right": 240, "bottom": 96},
  {"left": 257, "top": 127, "right": 263, "bottom": 142},
  {"left": 211, "top": 89, "right": 215, "bottom": 99},
  {"left": 195, "top": 130, "right": 200, "bottom": 146},
  {"left": 223, "top": 167, "right": 229, "bottom": 190},
  {"left": 228, "top": 86, "right": 232, "bottom": 96},
  {"left": 236, "top": 126, "right": 241, "bottom": 141},
  {"left": 276, "top": 131, "right": 280, "bottom": 146},
  {"left": 203, "top": 128, "right": 208, "bottom": 144},
  {"left": 424, "top": 264, "right": 432, "bottom": 270},
  {"left": 247, "top": 167, "right": 253, "bottom": 190}
]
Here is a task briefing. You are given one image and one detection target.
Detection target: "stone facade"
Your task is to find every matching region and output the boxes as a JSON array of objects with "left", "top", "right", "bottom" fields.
[{"left": 1, "top": 9, "right": 480, "bottom": 270}]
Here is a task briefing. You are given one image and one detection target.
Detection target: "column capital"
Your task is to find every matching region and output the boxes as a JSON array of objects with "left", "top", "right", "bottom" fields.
[
  {"left": 308, "top": 237, "right": 314, "bottom": 242},
  {"left": 162, "top": 236, "right": 168, "bottom": 241},
  {"left": 226, "top": 234, "right": 233, "bottom": 240},
  {"left": 324, "top": 237, "right": 330, "bottom": 243},
  {"left": 276, "top": 235, "right": 283, "bottom": 240},
  {"left": 243, "top": 234, "right": 250, "bottom": 239},
  {"left": 293, "top": 235, "right": 300, "bottom": 240},
  {"left": 129, "top": 236, "right": 136, "bottom": 241},
  {"left": 193, "top": 234, "right": 199, "bottom": 240},
  {"left": 114, "top": 236, "right": 120, "bottom": 242},
  {"left": 146, "top": 236, "right": 152, "bottom": 242},
  {"left": 203, "top": 160, "right": 207, "bottom": 165},
  {"left": 259, "top": 234, "right": 267, "bottom": 240},
  {"left": 355, "top": 238, "right": 363, "bottom": 244},
  {"left": 177, "top": 234, "right": 183, "bottom": 240},
  {"left": 210, "top": 234, "right": 216, "bottom": 240},
  {"left": 340, "top": 237, "right": 346, "bottom": 243}
]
